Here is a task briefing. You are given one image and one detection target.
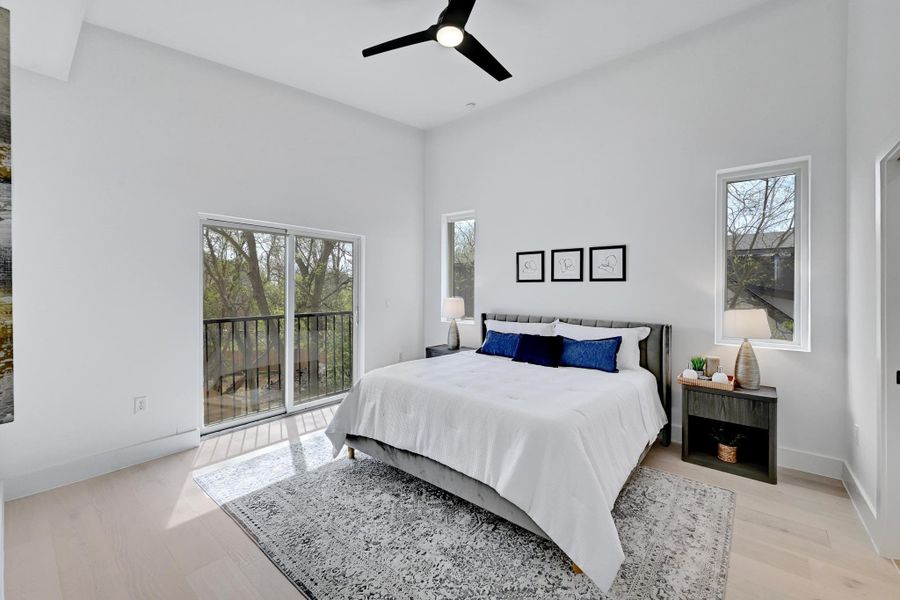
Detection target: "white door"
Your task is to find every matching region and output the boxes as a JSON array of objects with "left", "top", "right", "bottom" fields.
[{"left": 880, "top": 146, "right": 900, "bottom": 557}]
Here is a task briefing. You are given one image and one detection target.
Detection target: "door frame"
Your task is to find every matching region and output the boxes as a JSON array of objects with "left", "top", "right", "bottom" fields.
[
  {"left": 197, "top": 213, "right": 365, "bottom": 435},
  {"left": 876, "top": 136, "right": 900, "bottom": 556}
]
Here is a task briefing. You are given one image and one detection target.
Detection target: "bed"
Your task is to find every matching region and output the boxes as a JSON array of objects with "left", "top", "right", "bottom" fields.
[{"left": 325, "top": 312, "right": 672, "bottom": 591}]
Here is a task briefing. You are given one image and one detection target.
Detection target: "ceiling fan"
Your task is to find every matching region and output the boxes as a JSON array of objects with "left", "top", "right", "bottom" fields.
[{"left": 362, "top": 0, "right": 512, "bottom": 82}]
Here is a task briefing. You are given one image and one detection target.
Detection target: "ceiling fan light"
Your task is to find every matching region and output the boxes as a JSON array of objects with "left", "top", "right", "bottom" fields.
[{"left": 436, "top": 26, "right": 464, "bottom": 48}]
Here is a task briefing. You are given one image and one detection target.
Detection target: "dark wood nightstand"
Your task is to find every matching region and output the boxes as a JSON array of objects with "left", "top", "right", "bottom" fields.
[
  {"left": 681, "top": 384, "right": 778, "bottom": 484},
  {"left": 425, "top": 344, "right": 475, "bottom": 358}
]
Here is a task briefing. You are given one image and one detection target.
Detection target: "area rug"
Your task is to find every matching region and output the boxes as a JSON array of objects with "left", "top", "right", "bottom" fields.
[{"left": 194, "top": 432, "right": 734, "bottom": 599}]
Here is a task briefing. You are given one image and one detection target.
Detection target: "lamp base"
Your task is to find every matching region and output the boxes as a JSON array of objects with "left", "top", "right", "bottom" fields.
[
  {"left": 734, "top": 339, "right": 760, "bottom": 390},
  {"left": 447, "top": 319, "right": 460, "bottom": 350}
]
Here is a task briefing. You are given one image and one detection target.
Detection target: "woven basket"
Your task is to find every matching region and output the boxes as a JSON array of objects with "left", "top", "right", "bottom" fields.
[{"left": 717, "top": 443, "right": 738, "bottom": 464}]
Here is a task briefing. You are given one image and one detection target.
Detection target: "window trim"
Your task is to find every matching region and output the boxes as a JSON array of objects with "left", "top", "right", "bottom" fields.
[
  {"left": 714, "top": 157, "right": 811, "bottom": 352},
  {"left": 440, "top": 210, "right": 476, "bottom": 324}
]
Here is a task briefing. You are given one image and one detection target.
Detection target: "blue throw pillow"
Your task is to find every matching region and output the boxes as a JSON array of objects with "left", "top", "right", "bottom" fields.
[
  {"left": 477, "top": 330, "right": 521, "bottom": 358},
  {"left": 511, "top": 334, "right": 563, "bottom": 368},
  {"left": 559, "top": 336, "right": 622, "bottom": 372}
]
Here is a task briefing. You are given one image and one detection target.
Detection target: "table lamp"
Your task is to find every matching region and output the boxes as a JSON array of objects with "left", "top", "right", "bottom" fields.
[
  {"left": 724, "top": 308, "right": 771, "bottom": 390},
  {"left": 442, "top": 297, "right": 465, "bottom": 350}
]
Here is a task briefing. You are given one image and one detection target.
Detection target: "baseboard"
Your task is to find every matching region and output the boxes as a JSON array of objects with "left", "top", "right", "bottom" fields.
[
  {"left": 778, "top": 446, "right": 844, "bottom": 479},
  {"left": 842, "top": 462, "right": 880, "bottom": 553},
  {"left": 669, "top": 425, "right": 843, "bottom": 479},
  {"left": 3, "top": 429, "right": 200, "bottom": 501}
]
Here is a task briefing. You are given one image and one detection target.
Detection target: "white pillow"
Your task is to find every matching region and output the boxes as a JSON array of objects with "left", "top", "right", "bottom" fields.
[
  {"left": 485, "top": 319, "right": 557, "bottom": 337},
  {"left": 554, "top": 322, "right": 651, "bottom": 370}
]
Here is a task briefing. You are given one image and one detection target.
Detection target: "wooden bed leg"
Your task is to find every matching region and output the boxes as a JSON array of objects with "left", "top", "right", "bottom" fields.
[
  {"left": 571, "top": 563, "right": 583, "bottom": 575},
  {"left": 346, "top": 446, "right": 355, "bottom": 460}
]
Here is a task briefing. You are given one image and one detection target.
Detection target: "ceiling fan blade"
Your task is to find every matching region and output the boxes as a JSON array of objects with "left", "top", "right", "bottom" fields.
[
  {"left": 455, "top": 32, "right": 511, "bottom": 81},
  {"left": 362, "top": 27, "right": 436, "bottom": 57},
  {"left": 442, "top": 0, "right": 477, "bottom": 27}
]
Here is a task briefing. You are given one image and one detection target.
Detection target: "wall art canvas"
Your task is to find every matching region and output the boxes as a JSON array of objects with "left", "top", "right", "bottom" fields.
[
  {"left": 0, "top": 8, "right": 12, "bottom": 424},
  {"left": 590, "top": 245, "right": 626, "bottom": 282},
  {"left": 551, "top": 248, "right": 583, "bottom": 282},
  {"left": 516, "top": 250, "right": 544, "bottom": 282}
]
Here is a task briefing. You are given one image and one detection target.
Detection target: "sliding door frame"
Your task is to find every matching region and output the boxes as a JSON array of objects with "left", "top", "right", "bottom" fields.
[{"left": 198, "top": 213, "right": 365, "bottom": 435}]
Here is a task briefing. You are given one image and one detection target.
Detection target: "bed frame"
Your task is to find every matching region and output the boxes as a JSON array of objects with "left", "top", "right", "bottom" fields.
[{"left": 345, "top": 312, "right": 672, "bottom": 549}]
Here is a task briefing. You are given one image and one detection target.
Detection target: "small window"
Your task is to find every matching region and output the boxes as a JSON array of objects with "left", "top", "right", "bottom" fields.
[
  {"left": 442, "top": 212, "right": 476, "bottom": 321},
  {"left": 716, "top": 158, "right": 810, "bottom": 351}
]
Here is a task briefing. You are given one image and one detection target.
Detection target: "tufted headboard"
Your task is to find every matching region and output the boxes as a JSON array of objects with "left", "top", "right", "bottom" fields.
[{"left": 481, "top": 312, "right": 672, "bottom": 446}]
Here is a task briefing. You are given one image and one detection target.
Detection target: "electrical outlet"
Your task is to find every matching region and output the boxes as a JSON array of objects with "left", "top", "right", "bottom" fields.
[
  {"left": 854, "top": 424, "right": 860, "bottom": 446},
  {"left": 134, "top": 396, "right": 148, "bottom": 415}
]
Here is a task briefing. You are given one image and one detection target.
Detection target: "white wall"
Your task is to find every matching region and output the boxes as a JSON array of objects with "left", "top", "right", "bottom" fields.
[
  {"left": 0, "top": 25, "right": 425, "bottom": 497},
  {"left": 424, "top": 0, "right": 848, "bottom": 474},
  {"left": 845, "top": 0, "right": 900, "bottom": 556}
]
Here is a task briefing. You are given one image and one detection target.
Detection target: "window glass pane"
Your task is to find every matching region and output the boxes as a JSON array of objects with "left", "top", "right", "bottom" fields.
[
  {"left": 449, "top": 218, "right": 475, "bottom": 319},
  {"left": 294, "top": 237, "right": 354, "bottom": 404},
  {"left": 202, "top": 226, "right": 286, "bottom": 426},
  {"left": 725, "top": 174, "right": 796, "bottom": 341}
]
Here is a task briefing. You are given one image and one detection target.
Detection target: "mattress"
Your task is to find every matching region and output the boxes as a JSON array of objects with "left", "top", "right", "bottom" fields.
[{"left": 325, "top": 350, "right": 668, "bottom": 590}]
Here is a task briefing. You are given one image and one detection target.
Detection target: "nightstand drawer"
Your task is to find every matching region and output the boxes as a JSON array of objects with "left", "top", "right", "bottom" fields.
[{"left": 687, "top": 390, "right": 768, "bottom": 429}]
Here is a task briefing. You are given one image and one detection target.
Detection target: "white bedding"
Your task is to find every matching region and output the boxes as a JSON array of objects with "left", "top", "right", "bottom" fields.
[{"left": 325, "top": 350, "right": 668, "bottom": 591}]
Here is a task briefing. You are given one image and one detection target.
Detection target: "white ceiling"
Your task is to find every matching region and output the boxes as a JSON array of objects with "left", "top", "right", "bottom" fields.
[{"left": 9, "top": 0, "right": 771, "bottom": 129}]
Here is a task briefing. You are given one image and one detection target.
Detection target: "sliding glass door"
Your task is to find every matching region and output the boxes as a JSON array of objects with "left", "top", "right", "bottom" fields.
[
  {"left": 203, "top": 225, "right": 286, "bottom": 427},
  {"left": 293, "top": 236, "right": 354, "bottom": 405},
  {"left": 201, "top": 220, "right": 359, "bottom": 432}
]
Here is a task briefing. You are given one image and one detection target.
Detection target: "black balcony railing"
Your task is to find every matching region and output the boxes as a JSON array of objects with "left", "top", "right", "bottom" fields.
[
  {"left": 203, "top": 311, "right": 353, "bottom": 427},
  {"left": 295, "top": 311, "right": 354, "bottom": 402}
]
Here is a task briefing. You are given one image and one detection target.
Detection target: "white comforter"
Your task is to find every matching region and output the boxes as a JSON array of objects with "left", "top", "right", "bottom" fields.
[{"left": 325, "top": 350, "right": 668, "bottom": 591}]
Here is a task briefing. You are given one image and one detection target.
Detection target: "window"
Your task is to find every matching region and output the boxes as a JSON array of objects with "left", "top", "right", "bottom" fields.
[
  {"left": 442, "top": 211, "right": 476, "bottom": 321},
  {"left": 715, "top": 158, "right": 810, "bottom": 351}
]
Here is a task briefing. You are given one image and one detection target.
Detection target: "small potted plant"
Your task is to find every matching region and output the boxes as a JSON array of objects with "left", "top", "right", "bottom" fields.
[
  {"left": 690, "top": 356, "right": 706, "bottom": 378},
  {"left": 710, "top": 425, "right": 747, "bottom": 464}
]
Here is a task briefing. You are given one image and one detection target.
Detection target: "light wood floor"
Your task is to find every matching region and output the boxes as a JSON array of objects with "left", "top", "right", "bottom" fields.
[{"left": 5, "top": 408, "right": 900, "bottom": 600}]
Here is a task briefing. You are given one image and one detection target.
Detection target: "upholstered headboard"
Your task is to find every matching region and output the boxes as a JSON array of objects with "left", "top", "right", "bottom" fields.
[{"left": 481, "top": 313, "right": 672, "bottom": 446}]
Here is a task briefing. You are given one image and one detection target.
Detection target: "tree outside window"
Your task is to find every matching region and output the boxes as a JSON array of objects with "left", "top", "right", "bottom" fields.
[
  {"left": 725, "top": 174, "right": 796, "bottom": 341},
  {"left": 448, "top": 218, "right": 475, "bottom": 320}
]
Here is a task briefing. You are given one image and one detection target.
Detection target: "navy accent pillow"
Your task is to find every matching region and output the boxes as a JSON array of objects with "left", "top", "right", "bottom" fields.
[
  {"left": 477, "top": 330, "right": 521, "bottom": 358},
  {"left": 559, "top": 336, "right": 622, "bottom": 373},
  {"left": 511, "top": 334, "right": 563, "bottom": 368}
]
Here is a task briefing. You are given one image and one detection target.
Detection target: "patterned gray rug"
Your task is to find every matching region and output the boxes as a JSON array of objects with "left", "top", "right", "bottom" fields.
[{"left": 194, "top": 432, "right": 734, "bottom": 599}]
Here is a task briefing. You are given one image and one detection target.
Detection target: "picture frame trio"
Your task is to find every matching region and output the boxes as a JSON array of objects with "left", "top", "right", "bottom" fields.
[{"left": 516, "top": 245, "right": 626, "bottom": 283}]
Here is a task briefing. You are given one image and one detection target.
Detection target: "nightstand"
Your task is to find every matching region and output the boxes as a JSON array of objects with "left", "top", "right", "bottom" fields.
[
  {"left": 425, "top": 344, "right": 475, "bottom": 358},
  {"left": 681, "top": 384, "right": 777, "bottom": 484}
]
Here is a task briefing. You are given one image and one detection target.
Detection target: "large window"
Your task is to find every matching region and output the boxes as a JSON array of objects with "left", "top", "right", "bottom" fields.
[
  {"left": 443, "top": 212, "right": 476, "bottom": 321},
  {"left": 715, "top": 158, "right": 810, "bottom": 350}
]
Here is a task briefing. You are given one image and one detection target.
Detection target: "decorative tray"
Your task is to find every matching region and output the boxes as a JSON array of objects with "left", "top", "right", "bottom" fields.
[{"left": 676, "top": 375, "right": 735, "bottom": 392}]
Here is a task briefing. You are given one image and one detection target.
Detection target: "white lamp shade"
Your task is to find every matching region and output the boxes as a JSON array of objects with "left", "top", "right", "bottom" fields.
[
  {"left": 442, "top": 297, "right": 465, "bottom": 319},
  {"left": 724, "top": 308, "right": 771, "bottom": 340}
]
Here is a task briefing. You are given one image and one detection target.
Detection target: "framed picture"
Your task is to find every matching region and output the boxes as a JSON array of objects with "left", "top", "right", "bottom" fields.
[
  {"left": 551, "top": 248, "right": 583, "bottom": 282},
  {"left": 516, "top": 251, "right": 544, "bottom": 282},
  {"left": 589, "top": 245, "right": 626, "bottom": 281}
]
